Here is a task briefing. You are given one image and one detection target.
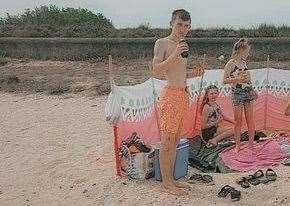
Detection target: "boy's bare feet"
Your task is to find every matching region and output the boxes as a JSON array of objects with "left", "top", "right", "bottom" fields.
[
  {"left": 160, "top": 184, "right": 188, "bottom": 195},
  {"left": 173, "top": 181, "right": 192, "bottom": 189}
]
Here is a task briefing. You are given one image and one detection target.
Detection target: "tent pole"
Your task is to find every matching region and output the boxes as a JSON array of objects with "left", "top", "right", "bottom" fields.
[
  {"left": 193, "top": 54, "right": 206, "bottom": 134},
  {"left": 108, "top": 55, "right": 115, "bottom": 90},
  {"left": 148, "top": 61, "right": 162, "bottom": 140},
  {"left": 108, "top": 55, "right": 121, "bottom": 176},
  {"left": 263, "top": 55, "right": 270, "bottom": 130}
]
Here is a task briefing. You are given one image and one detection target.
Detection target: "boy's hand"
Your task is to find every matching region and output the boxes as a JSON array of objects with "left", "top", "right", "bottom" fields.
[{"left": 172, "top": 41, "right": 189, "bottom": 58}]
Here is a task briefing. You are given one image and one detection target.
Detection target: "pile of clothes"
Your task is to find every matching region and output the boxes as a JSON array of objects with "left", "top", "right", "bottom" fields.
[{"left": 119, "top": 132, "right": 154, "bottom": 179}]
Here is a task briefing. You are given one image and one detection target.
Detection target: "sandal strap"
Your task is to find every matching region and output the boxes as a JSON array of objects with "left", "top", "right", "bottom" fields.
[
  {"left": 253, "top": 169, "right": 264, "bottom": 178},
  {"left": 189, "top": 173, "right": 203, "bottom": 180},
  {"left": 202, "top": 175, "right": 213, "bottom": 183},
  {"left": 266, "top": 168, "right": 277, "bottom": 176},
  {"left": 218, "top": 185, "right": 233, "bottom": 197},
  {"left": 231, "top": 189, "right": 241, "bottom": 200}
]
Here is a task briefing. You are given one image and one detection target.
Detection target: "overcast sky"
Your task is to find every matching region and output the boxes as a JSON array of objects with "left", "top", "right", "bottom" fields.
[{"left": 0, "top": 0, "right": 290, "bottom": 28}]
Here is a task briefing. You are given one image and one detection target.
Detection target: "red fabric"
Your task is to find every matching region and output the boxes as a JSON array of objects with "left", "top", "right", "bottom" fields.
[{"left": 113, "top": 126, "right": 122, "bottom": 176}]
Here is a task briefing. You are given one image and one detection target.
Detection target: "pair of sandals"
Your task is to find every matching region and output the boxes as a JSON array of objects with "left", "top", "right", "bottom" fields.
[
  {"left": 236, "top": 169, "right": 277, "bottom": 188},
  {"left": 218, "top": 185, "right": 241, "bottom": 202},
  {"left": 188, "top": 173, "right": 213, "bottom": 184}
]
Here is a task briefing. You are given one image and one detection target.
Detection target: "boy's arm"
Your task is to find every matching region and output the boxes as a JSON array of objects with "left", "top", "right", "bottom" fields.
[{"left": 186, "top": 65, "right": 205, "bottom": 78}]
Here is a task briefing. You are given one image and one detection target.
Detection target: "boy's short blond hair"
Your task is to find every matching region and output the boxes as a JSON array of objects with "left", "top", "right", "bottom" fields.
[{"left": 171, "top": 9, "right": 191, "bottom": 22}]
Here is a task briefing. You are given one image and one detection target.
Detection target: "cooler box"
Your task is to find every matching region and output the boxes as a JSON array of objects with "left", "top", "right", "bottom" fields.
[{"left": 154, "top": 139, "right": 189, "bottom": 181}]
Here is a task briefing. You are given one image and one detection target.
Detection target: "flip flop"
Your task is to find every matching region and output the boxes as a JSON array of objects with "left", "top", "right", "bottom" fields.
[
  {"left": 253, "top": 170, "right": 264, "bottom": 179},
  {"left": 253, "top": 169, "right": 272, "bottom": 184},
  {"left": 265, "top": 168, "right": 277, "bottom": 181},
  {"left": 245, "top": 170, "right": 264, "bottom": 186},
  {"left": 189, "top": 173, "right": 213, "bottom": 184},
  {"left": 230, "top": 188, "right": 241, "bottom": 201},
  {"left": 218, "top": 185, "right": 233, "bottom": 198},
  {"left": 236, "top": 177, "right": 250, "bottom": 188},
  {"left": 189, "top": 173, "right": 203, "bottom": 181},
  {"left": 201, "top": 174, "right": 213, "bottom": 183},
  {"left": 245, "top": 175, "right": 261, "bottom": 186},
  {"left": 282, "top": 159, "right": 290, "bottom": 166}
]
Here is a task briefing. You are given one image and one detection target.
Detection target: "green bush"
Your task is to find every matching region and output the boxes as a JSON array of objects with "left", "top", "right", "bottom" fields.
[{"left": 0, "top": 5, "right": 115, "bottom": 38}]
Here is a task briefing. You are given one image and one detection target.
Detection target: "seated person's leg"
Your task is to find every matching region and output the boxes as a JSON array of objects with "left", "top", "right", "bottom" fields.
[
  {"left": 202, "top": 126, "right": 217, "bottom": 142},
  {"left": 209, "top": 127, "right": 234, "bottom": 145}
]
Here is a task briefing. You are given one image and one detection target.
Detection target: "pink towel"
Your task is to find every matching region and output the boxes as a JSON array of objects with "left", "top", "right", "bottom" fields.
[{"left": 220, "top": 138, "right": 287, "bottom": 172}]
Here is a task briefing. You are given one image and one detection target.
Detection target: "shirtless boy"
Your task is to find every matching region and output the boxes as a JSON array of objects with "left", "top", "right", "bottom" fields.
[{"left": 153, "top": 9, "right": 205, "bottom": 195}]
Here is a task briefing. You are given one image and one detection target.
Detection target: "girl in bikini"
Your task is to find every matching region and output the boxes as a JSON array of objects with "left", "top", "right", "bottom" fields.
[
  {"left": 223, "top": 38, "right": 258, "bottom": 152},
  {"left": 201, "top": 85, "right": 235, "bottom": 147}
]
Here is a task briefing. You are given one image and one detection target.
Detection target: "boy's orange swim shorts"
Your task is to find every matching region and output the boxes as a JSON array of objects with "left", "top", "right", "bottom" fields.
[{"left": 158, "top": 86, "right": 189, "bottom": 134}]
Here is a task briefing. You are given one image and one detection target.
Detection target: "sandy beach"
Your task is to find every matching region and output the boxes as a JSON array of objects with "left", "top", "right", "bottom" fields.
[{"left": 1, "top": 92, "right": 290, "bottom": 206}]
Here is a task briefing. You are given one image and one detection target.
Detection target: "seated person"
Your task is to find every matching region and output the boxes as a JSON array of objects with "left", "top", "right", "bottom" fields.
[{"left": 201, "top": 85, "right": 235, "bottom": 147}]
